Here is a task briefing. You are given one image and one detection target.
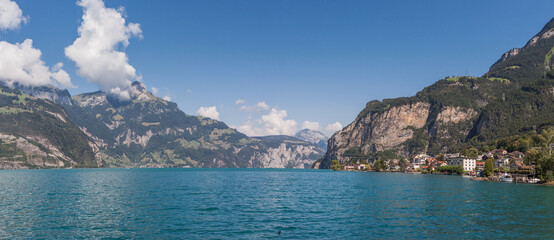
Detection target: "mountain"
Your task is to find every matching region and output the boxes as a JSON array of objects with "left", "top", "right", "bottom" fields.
[
  {"left": 294, "top": 129, "right": 328, "bottom": 149},
  {"left": 0, "top": 85, "right": 99, "bottom": 169},
  {"left": 59, "top": 81, "right": 323, "bottom": 168},
  {"left": 253, "top": 135, "right": 326, "bottom": 168},
  {"left": 13, "top": 83, "right": 73, "bottom": 105},
  {"left": 317, "top": 18, "right": 554, "bottom": 169}
]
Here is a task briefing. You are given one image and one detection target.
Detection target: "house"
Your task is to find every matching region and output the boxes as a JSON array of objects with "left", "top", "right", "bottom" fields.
[
  {"left": 411, "top": 154, "right": 430, "bottom": 166},
  {"left": 344, "top": 165, "right": 355, "bottom": 170},
  {"left": 448, "top": 157, "right": 476, "bottom": 172},
  {"left": 511, "top": 151, "right": 525, "bottom": 159},
  {"left": 444, "top": 153, "right": 460, "bottom": 158},
  {"left": 481, "top": 152, "right": 494, "bottom": 159},
  {"left": 495, "top": 158, "right": 510, "bottom": 168},
  {"left": 409, "top": 162, "right": 421, "bottom": 170},
  {"left": 510, "top": 160, "right": 523, "bottom": 170},
  {"left": 492, "top": 149, "right": 508, "bottom": 155},
  {"left": 475, "top": 161, "right": 485, "bottom": 171},
  {"left": 356, "top": 164, "right": 367, "bottom": 170}
]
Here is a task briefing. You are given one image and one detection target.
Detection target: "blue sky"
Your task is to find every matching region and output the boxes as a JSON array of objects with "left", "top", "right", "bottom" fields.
[{"left": 2, "top": 0, "right": 554, "bottom": 136}]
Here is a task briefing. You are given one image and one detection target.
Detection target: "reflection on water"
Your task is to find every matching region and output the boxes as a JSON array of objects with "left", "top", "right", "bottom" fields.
[{"left": 0, "top": 169, "right": 552, "bottom": 239}]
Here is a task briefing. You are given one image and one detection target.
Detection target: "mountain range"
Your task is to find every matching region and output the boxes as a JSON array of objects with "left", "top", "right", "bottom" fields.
[
  {"left": 316, "top": 18, "right": 554, "bottom": 168},
  {"left": 0, "top": 81, "right": 326, "bottom": 169},
  {"left": 2, "top": 18, "right": 553, "bottom": 170}
]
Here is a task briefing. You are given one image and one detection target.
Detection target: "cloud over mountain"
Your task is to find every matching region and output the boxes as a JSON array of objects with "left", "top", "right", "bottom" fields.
[
  {"left": 0, "top": 0, "right": 27, "bottom": 31},
  {"left": 325, "top": 122, "right": 343, "bottom": 134},
  {"left": 0, "top": 40, "right": 73, "bottom": 88},
  {"left": 197, "top": 106, "right": 220, "bottom": 120},
  {"left": 0, "top": 1, "right": 72, "bottom": 88},
  {"left": 235, "top": 104, "right": 297, "bottom": 137},
  {"left": 65, "top": 0, "right": 142, "bottom": 101},
  {"left": 302, "top": 121, "right": 321, "bottom": 131}
]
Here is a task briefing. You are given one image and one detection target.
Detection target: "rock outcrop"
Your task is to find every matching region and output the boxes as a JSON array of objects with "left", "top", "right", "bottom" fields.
[
  {"left": 318, "top": 18, "right": 554, "bottom": 169},
  {"left": 319, "top": 101, "right": 479, "bottom": 169},
  {"left": 294, "top": 129, "right": 328, "bottom": 149}
]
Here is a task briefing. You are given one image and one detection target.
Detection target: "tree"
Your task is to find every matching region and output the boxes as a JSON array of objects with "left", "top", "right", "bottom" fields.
[
  {"left": 373, "top": 159, "right": 386, "bottom": 172},
  {"left": 484, "top": 158, "right": 495, "bottom": 177},
  {"left": 331, "top": 160, "right": 343, "bottom": 171},
  {"left": 536, "top": 127, "right": 554, "bottom": 181},
  {"left": 461, "top": 147, "right": 479, "bottom": 158},
  {"left": 398, "top": 158, "right": 407, "bottom": 171},
  {"left": 435, "top": 165, "right": 464, "bottom": 175}
]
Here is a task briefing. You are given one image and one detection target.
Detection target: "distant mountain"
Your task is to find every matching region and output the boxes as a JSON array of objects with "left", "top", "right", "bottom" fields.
[
  {"left": 0, "top": 85, "right": 98, "bottom": 169},
  {"left": 13, "top": 83, "right": 73, "bottom": 105},
  {"left": 57, "top": 81, "right": 323, "bottom": 168},
  {"left": 317, "top": 18, "right": 554, "bottom": 169},
  {"left": 253, "top": 135, "right": 326, "bottom": 168},
  {"left": 294, "top": 129, "right": 328, "bottom": 149}
]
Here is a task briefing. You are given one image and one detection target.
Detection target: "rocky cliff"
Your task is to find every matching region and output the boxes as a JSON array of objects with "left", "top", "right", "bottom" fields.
[
  {"left": 253, "top": 135, "right": 325, "bottom": 168},
  {"left": 318, "top": 18, "right": 554, "bottom": 169},
  {"left": 294, "top": 129, "right": 328, "bottom": 149},
  {"left": 13, "top": 83, "right": 73, "bottom": 105}
]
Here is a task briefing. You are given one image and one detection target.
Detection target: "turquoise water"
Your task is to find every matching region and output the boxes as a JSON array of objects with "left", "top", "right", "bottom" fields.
[{"left": 0, "top": 169, "right": 553, "bottom": 239}]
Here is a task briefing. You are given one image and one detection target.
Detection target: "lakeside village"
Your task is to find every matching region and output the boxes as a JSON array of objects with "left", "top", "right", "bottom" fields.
[{"left": 331, "top": 149, "right": 546, "bottom": 184}]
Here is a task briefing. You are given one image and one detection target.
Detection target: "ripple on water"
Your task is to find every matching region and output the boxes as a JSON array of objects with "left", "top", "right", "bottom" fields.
[{"left": 0, "top": 169, "right": 552, "bottom": 239}]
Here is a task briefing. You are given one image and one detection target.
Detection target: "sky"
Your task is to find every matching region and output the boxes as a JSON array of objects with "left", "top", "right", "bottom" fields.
[{"left": 1, "top": 0, "right": 554, "bottom": 136}]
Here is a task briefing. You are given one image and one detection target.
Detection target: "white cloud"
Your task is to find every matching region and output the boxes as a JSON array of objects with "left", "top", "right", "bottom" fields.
[
  {"left": 235, "top": 119, "right": 263, "bottom": 137},
  {"left": 326, "top": 122, "right": 343, "bottom": 134},
  {"left": 0, "top": 39, "right": 74, "bottom": 88},
  {"left": 236, "top": 107, "right": 297, "bottom": 136},
  {"left": 196, "top": 106, "right": 220, "bottom": 120},
  {"left": 0, "top": 0, "right": 27, "bottom": 31},
  {"left": 65, "top": 0, "right": 142, "bottom": 101},
  {"left": 151, "top": 87, "right": 158, "bottom": 95},
  {"left": 186, "top": 89, "right": 192, "bottom": 93},
  {"left": 261, "top": 108, "right": 297, "bottom": 135},
  {"left": 302, "top": 121, "right": 321, "bottom": 131},
  {"left": 163, "top": 95, "right": 171, "bottom": 101},
  {"left": 238, "top": 101, "right": 270, "bottom": 113}
]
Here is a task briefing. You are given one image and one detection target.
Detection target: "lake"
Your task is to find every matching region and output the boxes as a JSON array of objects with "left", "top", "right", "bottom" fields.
[{"left": 0, "top": 169, "right": 552, "bottom": 239}]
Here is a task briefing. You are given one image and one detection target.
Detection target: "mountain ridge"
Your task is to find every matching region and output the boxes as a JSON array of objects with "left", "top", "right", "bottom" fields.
[
  {"left": 0, "top": 81, "right": 325, "bottom": 169},
  {"left": 317, "top": 18, "right": 554, "bottom": 169}
]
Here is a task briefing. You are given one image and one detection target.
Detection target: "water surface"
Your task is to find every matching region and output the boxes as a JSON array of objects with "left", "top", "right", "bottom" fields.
[{"left": 0, "top": 169, "right": 552, "bottom": 239}]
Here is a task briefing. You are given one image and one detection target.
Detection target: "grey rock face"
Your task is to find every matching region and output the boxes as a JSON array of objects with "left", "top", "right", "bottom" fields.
[
  {"left": 12, "top": 84, "right": 73, "bottom": 105},
  {"left": 294, "top": 129, "right": 328, "bottom": 150},
  {"left": 319, "top": 102, "right": 477, "bottom": 169}
]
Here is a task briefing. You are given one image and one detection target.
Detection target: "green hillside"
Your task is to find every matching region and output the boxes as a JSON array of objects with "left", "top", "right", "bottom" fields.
[{"left": 0, "top": 85, "right": 98, "bottom": 169}]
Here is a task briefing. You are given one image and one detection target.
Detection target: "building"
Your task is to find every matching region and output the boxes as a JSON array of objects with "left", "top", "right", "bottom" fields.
[
  {"left": 411, "top": 154, "right": 430, "bottom": 165},
  {"left": 495, "top": 158, "right": 510, "bottom": 168},
  {"left": 448, "top": 157, "right": 476, "bottom": 172},
  {"left": 344, "top": 165, "right": 355, "bottom": 170},
  {"left": 492, "top": 149, "right": 508, "bottom": 156},
  {"left": 511, "top": 151, "right": 525, "bottom": 159},
  {"left": 475, "top": 161, "right": 485, "bottom": 171}
]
